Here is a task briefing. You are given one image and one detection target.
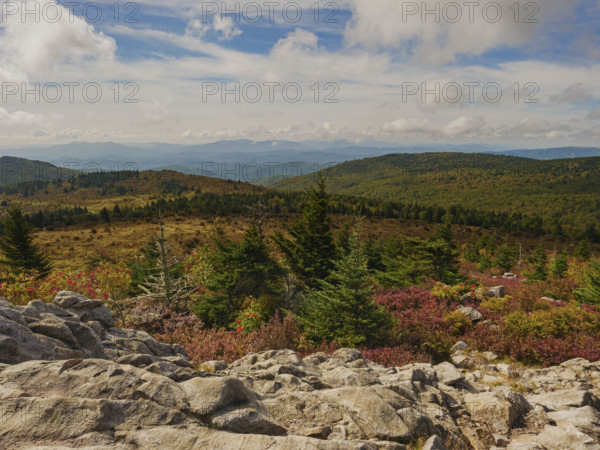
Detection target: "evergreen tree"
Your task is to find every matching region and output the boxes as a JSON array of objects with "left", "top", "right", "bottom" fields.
[
  {"left": 527, "top": 244, "right": 548, "bottom": 282},
  {"left": 574, "top": 240, "right": 591, "bottom": 260},
  {"left": 549, "top": 251, "right": 569, "bottom": 279},
  {"left": 495, "top": 244, "right": 517, "bottom": 272},
  {"left": 274, "top": 176, "right": 336, "bottom": 289},
  {"left": 298, "top": 222, "right": 392, "bottom": 347},
  {"left": 196, "top": 224, "right": 284, "bottom": 327},
  {"left": 99, "top": 207, "right": 110, "bottom": 222},
  {"left": 335, "top": 222, "right": 352, "bottom": 257},
  {"left": 0, "top": 206, "right": 51, "bottom": 278},
  {"left": 575, "top": 259, "right": 600, "bottom": 305},
  {"left": 429, "top": 215, "right": 462, "bottom": 284}
]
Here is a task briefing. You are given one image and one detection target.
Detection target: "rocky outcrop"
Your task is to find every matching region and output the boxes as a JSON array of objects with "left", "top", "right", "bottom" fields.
[{"left": 3, "top": 293, "right": 600, "bottom": 449}]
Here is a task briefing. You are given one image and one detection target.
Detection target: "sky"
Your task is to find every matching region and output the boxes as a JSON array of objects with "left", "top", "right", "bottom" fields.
[{"left": 0, "top": 0, "right": 599, "bottom": 148}]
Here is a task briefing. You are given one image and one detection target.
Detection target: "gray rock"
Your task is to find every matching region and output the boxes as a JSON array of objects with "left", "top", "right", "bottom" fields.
[
  {"left": 457, "top": 306, "right": 483, "bottom": 322},
  {"left": 332, "top": 348, "right": 367, "bottom": 364},
  {"left": 29, "top": 316, "right": 77, "bottom": 347},
  {"left": 460, "top": 293, "right": 472, "bottom": 303},
  {"left": 434, "top": 362, "right": 464, "bottom": 386},
  {"left": 322, "top": 386, "right": 412, "bottom": 442},
  {"left": 464, "top": 389, "right": 530, "bottom": 433},
  {"left": 535, "top": 424, "right": 600, "bottom": 449},
  {"left": 483, "top": 351, "right": 499, "bottom": 361},
  {"left": 548, "top": 406, "right": 600, "bottom": 438},
  {"left": 54, "top": 291, "right": 114, "bottom": 328},
  {"left": 488, "top": 286, "right": 506, "bottom": 298},
  {"left": 211, "top": 406, "right": 287, "bottom": 435},
  {"left": 181, "top": 376, "right": 254, "bottom": 416},
  {"left": 528, "top": 389, "right": 597, "bottom": 411},
  {"left": 451, "top": 341, "right": 469, "bottom": 352}
]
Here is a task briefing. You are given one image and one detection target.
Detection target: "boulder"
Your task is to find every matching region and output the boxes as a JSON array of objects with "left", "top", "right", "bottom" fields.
[
  {"left": 457, "top": 306, "right": 483, "bottom": 322},
  {"left": 433, "top": 362, "right": 464, "bottom": 386},
  {"left": 548, "top": 406, "right": 600, "bottom": 438},
  {"left": 488, "top": 286, "right": 506, "bottom": 298},
  {"left": 181, "top": 376, "right": 254, "bottom": 416},
  {"left": 54, "top": 291, "right": 114, "bottom": 328},
  {"left": 535, "top": 425, "right": 600, "bottom": 449},
  {"left": 528, "top": 389, "right": 598, "bottom": 411},
  {"left": 464, "top": 389, "right": 530, "bottom": 433}
]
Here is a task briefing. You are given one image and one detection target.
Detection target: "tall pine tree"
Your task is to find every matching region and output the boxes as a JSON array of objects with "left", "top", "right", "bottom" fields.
[
  {"left": 274, "top": 175, "right": 336, "bottom": 289},
  {"left": 0, "top": 206, "right": 51, "bottom": 278},
  {"left": 428, "top": 214, "right": 462, "bottom": 284},
  {"left": 298, "top": 222, "right": 392, "bottom": 347},
  {"left": 527, "top": 244, "right": 548, "bottom": 282}
]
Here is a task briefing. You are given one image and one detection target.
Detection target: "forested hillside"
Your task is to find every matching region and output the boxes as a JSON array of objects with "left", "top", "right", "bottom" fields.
[
  {"left": 272, "top": 153, "right": 600, "bottom": 240},
  {"left": 0, "top": 156, "right": 75, "bottom": 187}
]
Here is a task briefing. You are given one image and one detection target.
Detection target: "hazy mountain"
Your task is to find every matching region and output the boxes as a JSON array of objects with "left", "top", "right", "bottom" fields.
[
  {"left": 497, "top": 147, "right": 600, "bottom": 160},
  {"left": 1, "top": 141, "right": 598, "bottom": 181}
]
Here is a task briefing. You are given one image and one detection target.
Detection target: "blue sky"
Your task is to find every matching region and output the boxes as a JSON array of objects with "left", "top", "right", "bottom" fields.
[{"left": 0, "top": 0, "right": 599, "bottom": 147}]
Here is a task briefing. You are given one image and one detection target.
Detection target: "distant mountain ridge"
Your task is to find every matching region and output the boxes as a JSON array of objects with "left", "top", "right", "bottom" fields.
[
  {"left": 498, "top": 147, "right": 600, "bottom": 160},
  {"left": 1, "top": 142, "right": 599, "bottom": 183}
]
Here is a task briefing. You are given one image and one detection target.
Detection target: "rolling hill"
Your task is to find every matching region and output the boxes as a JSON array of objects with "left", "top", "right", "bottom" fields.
[
  {"left": 0, "top": 156, "right": 75, "bottom": 188},
  {"left": 272, "top": 152, "right": 600, "bottom": 236}
]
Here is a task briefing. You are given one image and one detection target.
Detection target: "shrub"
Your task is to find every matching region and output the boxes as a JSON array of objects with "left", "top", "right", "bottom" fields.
[{"left": 0, "top": 263, "right": 132, "bottom": 307}]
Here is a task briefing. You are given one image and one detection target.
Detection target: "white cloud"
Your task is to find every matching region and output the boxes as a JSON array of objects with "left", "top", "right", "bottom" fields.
[
  {"left": 185, "top": 20, "right": 208, "bottom": 38},
  {"left": 0, "top": 107, "right": 44, "bottom": 126},
  {"left": 382, "top": 116, "right": 486, "bottom": 138},
  {"left": 212, "top": 15, "right": 242, "bottom": 40},
  {"left": 550, "top": 83, "right": 594, "bottom": 103},
  {"left": 443, "top": 116, "right": 486, "bottom": 137},
  {"left": 343, "top": 0, "right": 577, "bottom": 64},
  {"left": 0, "top": 0, "right": 115, "bottom": 82},
  {"left": 381, "top": 117, "right": 436, "bottom": 134}
]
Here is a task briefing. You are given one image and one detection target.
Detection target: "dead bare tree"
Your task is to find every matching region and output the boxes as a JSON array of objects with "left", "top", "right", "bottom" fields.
[{"left": 138, "top": 212, "right": 196, "bottom": 308}]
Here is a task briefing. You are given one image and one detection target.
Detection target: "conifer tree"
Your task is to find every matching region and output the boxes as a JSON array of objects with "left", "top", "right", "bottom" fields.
[
  {"left": 196, "top": 224, "right": 284, "bottom": 327},
  {"left": 575, "top": 259, "right": 600, "bottom": 305},
  {"left": 495, "top": 244, "right": 517, "bottom": 272},
  {"left": 298, "top": 222, "right": 392, "bottom": 347},
  {"left": 0, "top": 206, "right": 51, "bottom": 278},
  {"left": 335, "top": 222, "right": 352, "bottom": 257},
  {"left": 549, "top": 251, "right": 569, "bottom": 279},
  {"left": 274, "top": 175, "right": 336, "bottom": 289},
  {"left": 574, "top": 240, "right": 591, "bottom": 260},
  {"left": 429, "top": 214, "right": 462, "bottom": 284},
  {"left": 527, "top": 244, "right": 548, "bottom": 281},
  {"left": 99, "top": 207, "right": 110, "bottom": 222}
]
